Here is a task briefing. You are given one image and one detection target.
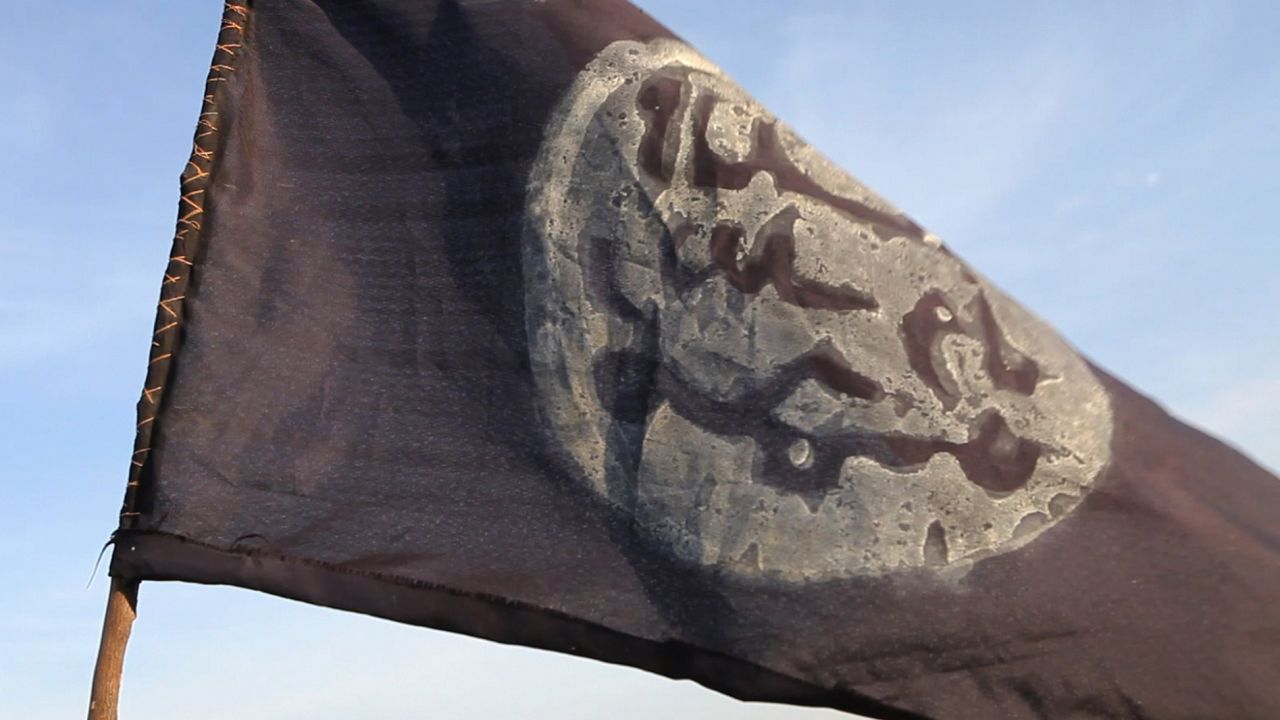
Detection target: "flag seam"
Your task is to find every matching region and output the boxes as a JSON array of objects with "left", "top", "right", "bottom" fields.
[
  {"left": 111, "top": 528, "right": 932, "bottom": 720},
  {"left": 119, "top": 1, "right": 253, "bottom": 530}
]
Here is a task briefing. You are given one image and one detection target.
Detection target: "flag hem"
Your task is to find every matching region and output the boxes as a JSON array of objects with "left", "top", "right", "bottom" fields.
[{"left": 110, "top": 529, "right": 929, "bottom": 720}]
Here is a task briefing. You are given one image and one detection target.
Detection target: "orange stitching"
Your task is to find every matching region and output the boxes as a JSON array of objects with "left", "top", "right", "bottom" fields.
[
  {"left": 178, "top": 192, "right": 204, "bottom": 228},
  {"left": 158, "top": 296, "right": 186, "bottom": 318},
  {"left": 123, "top": 0, "right": 249, "bottom": 530},
  {"left": 184, "top": 160, "right": 209, "bottom": 182}
]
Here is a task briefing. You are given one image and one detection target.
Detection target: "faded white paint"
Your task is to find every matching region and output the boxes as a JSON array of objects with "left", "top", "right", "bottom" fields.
[{"left": 523, "top": 39, "right": 1112, "bottom": 581}]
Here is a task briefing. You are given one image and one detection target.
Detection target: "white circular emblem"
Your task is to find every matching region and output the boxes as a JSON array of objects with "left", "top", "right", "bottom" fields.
[{"left": 523, "top": 39, "right": 1112, "bottom": 581}]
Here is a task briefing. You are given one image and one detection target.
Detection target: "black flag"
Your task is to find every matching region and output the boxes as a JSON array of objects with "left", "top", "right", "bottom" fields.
[{"left": 113, "top": 2, "right": 1280, "bottom": 718}]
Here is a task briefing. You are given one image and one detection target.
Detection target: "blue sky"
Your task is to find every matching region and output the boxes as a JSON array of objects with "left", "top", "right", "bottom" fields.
[{"left": 1, "top": 2, "right": 1276, "bottom": 718}]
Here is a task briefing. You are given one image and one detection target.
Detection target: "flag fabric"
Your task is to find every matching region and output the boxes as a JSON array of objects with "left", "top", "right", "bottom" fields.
[{"left": 113, "top": 1, "right": 1280, "bottom": 718}]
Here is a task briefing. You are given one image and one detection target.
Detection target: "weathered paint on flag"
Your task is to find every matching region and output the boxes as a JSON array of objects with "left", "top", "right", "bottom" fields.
[{"left": 112, "top": 2, "right": 1280, "bottom": 718}]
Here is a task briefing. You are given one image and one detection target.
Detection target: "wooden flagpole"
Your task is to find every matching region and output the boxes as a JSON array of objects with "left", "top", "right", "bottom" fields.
[
  {"left": 87, "top": 578, "right": 139, "bottom": 720},
  {"left": 85, "top": 5, "right": 249, "bottom": 719}
]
